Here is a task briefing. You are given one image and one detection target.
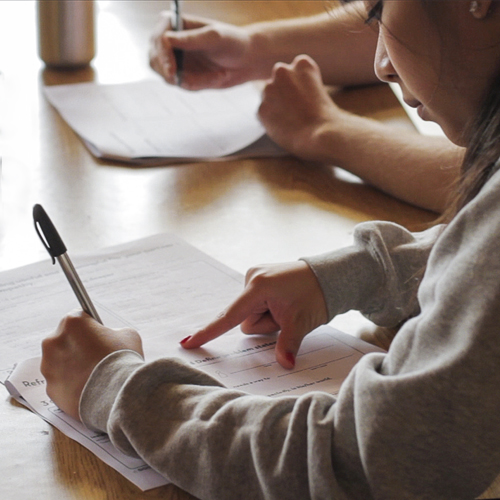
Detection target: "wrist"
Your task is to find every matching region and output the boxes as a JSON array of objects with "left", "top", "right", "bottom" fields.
[
  {"left": 79, "top": 350, "right": 144, "bottom": 432},
  {"left": 311, "top": 111, "right": 381, "bottom": 166},
  {"left": 301, "top": 245, "right": 381, "bottom": 322},
  {"left": 245, "top": 23, "right": 280, "bottom": 80},
  {"left": 300, "top": 110, "right": 357, "bottom": 163}
]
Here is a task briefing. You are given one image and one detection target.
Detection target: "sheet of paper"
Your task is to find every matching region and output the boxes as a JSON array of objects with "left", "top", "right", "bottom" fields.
[
  {"left": 180, "top": 325, "right": 381, "bottom": 397},
  {"left": 1, "top": 233, "right": 384, "bottom": 490},
  {"left": 44, "top": 80, "right": 283, "bottom": 164},
  {"left": 0, "top": 233, "right": 243, "bottom": 380},
  {"left": 5, "top": 357, "right": 168, "bottom": 491}
]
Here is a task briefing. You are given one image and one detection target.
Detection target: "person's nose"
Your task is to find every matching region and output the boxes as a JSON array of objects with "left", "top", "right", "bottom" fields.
[{"left": 374, "top": 32, "right": 398, "bottom": 83}]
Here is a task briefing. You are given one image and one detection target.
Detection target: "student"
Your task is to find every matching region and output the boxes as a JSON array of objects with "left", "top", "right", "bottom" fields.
[
  {"left": 149, "top": 1, "right": 463, "bottom": 213},
  {"left": 41, "top": 1, "right": 500, "bottom": 499}
]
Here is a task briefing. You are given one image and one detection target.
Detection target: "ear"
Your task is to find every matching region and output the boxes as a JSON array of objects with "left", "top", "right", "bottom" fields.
[{"left": 469, "top": 0, "right": 493, "bottom": 19}]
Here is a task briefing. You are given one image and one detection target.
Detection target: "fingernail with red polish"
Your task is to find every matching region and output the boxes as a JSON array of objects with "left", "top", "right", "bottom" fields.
[
  {"left": 180, "top": 335, "right": 192, "bottom": 345},
  {"left": 285, "top": 352, "right": 296, "bottom": 368}
]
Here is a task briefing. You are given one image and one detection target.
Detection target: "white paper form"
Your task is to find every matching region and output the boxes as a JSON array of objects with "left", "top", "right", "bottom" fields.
[
  {"left": 5, "top": 357, "right": 168, "bottom": 491},
  {"left": 0, "top": 233, "right": 244, "bottom": 380},
  {"left": 181, "top": 325, "right": 382, "bottom": 397},
  {"left": 5, "top": 329, "right": 381, "bottom": 491},
  {"left": 44, "top": 80, "right": 283, "bottom": 165},
  {"left": 1, "top": 234, "right": 384, "bottom": 489}
]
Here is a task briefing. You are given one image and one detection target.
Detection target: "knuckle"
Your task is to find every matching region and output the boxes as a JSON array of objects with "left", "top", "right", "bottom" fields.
[
  {"left": 204, "top": 27, "right": 222, "bottom": 44},
  {"left": 248, "top": 270, "right": 269, "bottom": 289},
  {"left": 245, "top": 266, "right": 258, "bottom": 279},
  {"left": 294, "top": 54, "right": 312, "bottom": 68},
  {"left": 272, "top": 65, "right": 288, "bottom": 81},
  {"left": 55, "top": 311, "right": 86, "bottom": 336},
  {"left": 273, "top": 62, "right": 289, "bottom": 74},
  {"left": 60, "top": 313, "right": 80, "bottom": 330},
  {"left": 245, "top": 265, "right": 265, "bottom": 283}
]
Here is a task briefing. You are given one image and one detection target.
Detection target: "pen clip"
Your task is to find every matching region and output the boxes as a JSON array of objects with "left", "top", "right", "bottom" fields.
[{"left": 33, "top": 204, "right": 67, "bottom": 265}]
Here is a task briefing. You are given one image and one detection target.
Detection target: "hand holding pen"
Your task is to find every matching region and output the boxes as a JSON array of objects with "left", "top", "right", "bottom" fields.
[
  {"left": 41, "top": 311, "right": 143, "bottom": 420},
  {"left": 33, "top": 204, "right": 102, "bottom": 324},
  {"left": 35, "top": 204, "right": 144, "bottom": 420},
  {"left": 149, "top": 8, "right": 255, "bottom": 90}
]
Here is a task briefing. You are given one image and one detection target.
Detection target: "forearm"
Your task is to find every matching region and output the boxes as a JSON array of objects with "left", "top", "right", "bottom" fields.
[
  {"left": 246, "top": 3, "right": 378, "bottom": 85},
  {"left": 81, "top": 351, "right": 372, "bottom": 499},
  {"left": 314, "top": 113, "right": 464, "bottom": 213}
]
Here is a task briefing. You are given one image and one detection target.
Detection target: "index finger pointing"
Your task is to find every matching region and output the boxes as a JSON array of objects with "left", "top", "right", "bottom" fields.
[{"left": 180, "top": 288, "right": 267, "bottom": 349}]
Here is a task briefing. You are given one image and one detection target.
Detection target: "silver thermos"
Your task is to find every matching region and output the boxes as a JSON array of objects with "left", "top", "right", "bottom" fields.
[{"left": 37, "top": 0, "right": 95, "bottom": 68}]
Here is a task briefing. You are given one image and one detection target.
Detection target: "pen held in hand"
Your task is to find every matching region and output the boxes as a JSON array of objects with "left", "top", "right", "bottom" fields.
[
  {"left": 33, "top": 204, "right": 103, "bottom": 324},
  {"left": 172, "top": 0, "right": 184, "bottom": 86}
]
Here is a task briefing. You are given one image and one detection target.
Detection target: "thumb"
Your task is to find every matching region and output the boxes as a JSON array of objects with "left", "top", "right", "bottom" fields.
[{"left": 274, "top": 321, "right": 309, "bottom": 370}]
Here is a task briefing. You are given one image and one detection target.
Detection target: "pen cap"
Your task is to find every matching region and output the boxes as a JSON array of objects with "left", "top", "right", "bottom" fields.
[{"left": 33, "top": 204, "right": 67, "bottom": 263}]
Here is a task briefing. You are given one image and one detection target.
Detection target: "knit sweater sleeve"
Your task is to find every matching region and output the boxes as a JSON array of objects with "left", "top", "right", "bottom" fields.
[
  {"left": 80, "top": 350, "right": 375, "bottom": 499},
  {"left": 302, "top": 221, "right": 441, "bottom": 327}
]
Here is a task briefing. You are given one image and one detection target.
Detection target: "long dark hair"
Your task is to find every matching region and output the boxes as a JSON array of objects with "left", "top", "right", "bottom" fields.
[{"left": 450, "top": 67, "right": 500, "bottom": 218}]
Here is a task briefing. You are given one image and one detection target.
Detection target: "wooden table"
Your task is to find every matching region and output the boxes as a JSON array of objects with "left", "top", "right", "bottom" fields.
[{"left": 0, "top": 2, "right": 437, "bottom": 499}]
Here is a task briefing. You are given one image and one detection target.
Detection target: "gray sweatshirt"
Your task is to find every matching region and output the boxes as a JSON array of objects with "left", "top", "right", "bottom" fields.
[{"left": 80, "top": 166, "right": 500, "bottom": 500}]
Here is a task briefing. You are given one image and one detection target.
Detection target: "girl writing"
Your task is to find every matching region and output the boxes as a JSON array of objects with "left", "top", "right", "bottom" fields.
[{"left": 41, "top": 2, "right": 500, "bottom": 498}]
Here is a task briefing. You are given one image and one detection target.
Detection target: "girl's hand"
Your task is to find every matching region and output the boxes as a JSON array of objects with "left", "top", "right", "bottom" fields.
[
  {"left": 181, "top": 261, "right": 328, "bottom": 369},
  {"left": 40, "top": 312, "right": 143, "bottom": 420},
  {"left": 149, "top": 13, "right": 259, "bottom": 90},
  {"left": 259, "top": 54, "right": 350, "bottom": 161}
]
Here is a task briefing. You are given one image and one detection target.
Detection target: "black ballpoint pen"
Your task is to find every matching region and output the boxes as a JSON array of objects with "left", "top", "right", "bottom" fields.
[
  {"left": 172, "top": 0, "right": 184, "bottom": 86},
  {"left": 33, "top": 204, "right": 103, "bottom": 324}
]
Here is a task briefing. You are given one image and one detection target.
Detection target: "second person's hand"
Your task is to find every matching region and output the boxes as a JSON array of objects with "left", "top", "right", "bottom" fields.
[
  {"left": 149, "top": 13, "right": 261, "bottom": 90},
  {"left": 259, "top": 54, "right": 353, "bottom": 162},
  {"left": 180, "top": 261, "right": 328, "bottom": 369}
]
